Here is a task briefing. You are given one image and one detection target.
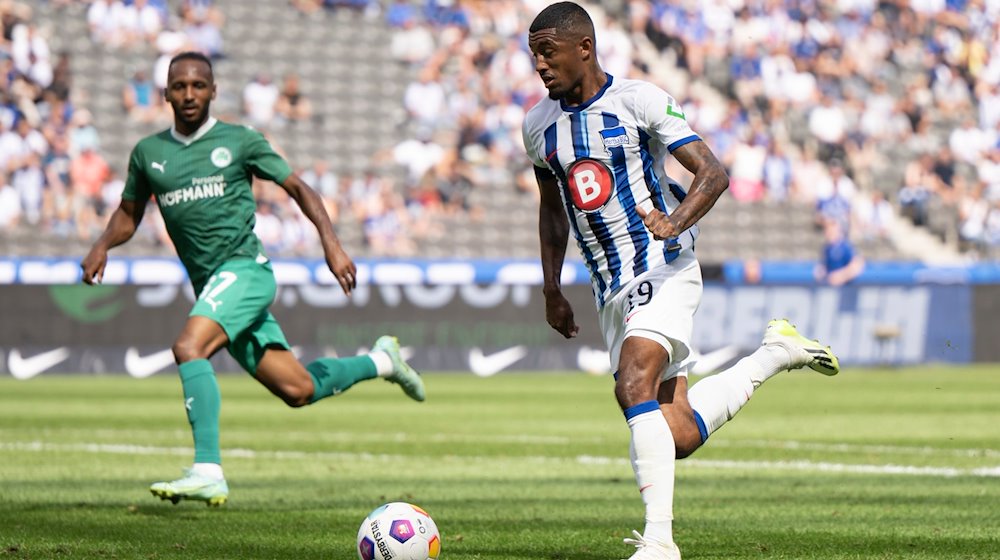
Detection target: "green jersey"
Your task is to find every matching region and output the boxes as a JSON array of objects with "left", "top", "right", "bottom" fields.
[{"left": 122, "top": 118, "right": 292, "bottom": 291}]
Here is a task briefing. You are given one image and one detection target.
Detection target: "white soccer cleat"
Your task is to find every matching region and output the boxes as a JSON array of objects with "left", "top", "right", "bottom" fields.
[
  {"left": 623, "top": 530, "right": 681, "bottom": 560},
  {"left": 372, "top": 335, "right": 426, "bottom": 402},
  {"left": 762, "top": 319, "right": 840, "bottom": 376},
  {"left": 150, "top": 468, "right": 228, "bottom": 507}
]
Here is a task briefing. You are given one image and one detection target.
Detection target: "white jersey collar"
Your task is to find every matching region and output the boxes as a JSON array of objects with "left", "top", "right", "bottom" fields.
[{"left": 171, "top": 117, "right": 218, "bottom": 146}]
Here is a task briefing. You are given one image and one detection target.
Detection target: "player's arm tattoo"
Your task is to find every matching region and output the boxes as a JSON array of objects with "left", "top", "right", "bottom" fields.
[
  {"left": 535, "top": 165, "right": 580, "bottom": 338},
  {"left": 668, "top": 140, "right": 730, "bottom": 232}
]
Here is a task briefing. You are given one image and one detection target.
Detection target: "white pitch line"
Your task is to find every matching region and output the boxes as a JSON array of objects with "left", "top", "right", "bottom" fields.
[
  {"left": 687, "top": 459, "right": 1000, "bottom": 478},
  {"left": 575, "top": 455, "right": 1000, "bottom": 477},
  {"left": 0, "top": 441, "right": 402, "bottom": 462},
  {"left": 0, "top": 428, "right": 575, "bottom": 445},
  {"left": 5, "top": 428, "right": 996, "bottom": 458},
  {"left": 3, "top": 441, "right": 999, "bottom": 478},
  {"left": 710, "top": 439, "right": 1000, "bottom": 459}
]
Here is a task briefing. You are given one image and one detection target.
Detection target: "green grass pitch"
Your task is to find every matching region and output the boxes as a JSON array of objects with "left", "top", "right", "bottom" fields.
[{"left": 2, "top": 366, "right": 999, "bottom": 559}]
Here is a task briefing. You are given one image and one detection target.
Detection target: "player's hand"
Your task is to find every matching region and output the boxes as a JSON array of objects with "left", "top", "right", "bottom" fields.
[
  {"left": 544, "top": 289, "right": 579, "bottom": 339},
  {"left": 80, "top": 247, "right": 108, "bottom": 285},
  {"left": 325, "top": 247, "right": 357, "bottom": 295},
  {"left": 636, "top": 206, "right": 680, "bottom": 242}
]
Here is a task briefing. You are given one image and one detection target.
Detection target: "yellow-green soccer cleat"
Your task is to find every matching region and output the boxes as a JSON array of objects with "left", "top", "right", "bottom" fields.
[
  {"left": 150, "top": 469, "right": 229, "bottom": 507},
  {"left": 762, "top": 319, "right": 840, "bottom": 376},
  {"left": 373, "top": 335, "right": 426, "bottom": 402}
]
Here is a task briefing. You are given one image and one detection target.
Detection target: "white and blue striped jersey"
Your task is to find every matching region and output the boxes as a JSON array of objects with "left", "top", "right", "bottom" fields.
[{"left": 522, "top": 74, "right": 701, "bottom": 308}]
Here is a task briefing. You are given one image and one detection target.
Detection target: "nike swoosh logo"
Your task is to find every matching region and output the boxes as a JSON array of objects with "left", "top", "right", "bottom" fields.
[
  {"left": 469, "top": 346, "right": 527, "bottom": 377},
  {"left": 577, "top": 346, "right": 610, "bottom": 375},
  {"left": 125, "top": 348, "right": 175, "bottom": 378},
  {"left": 9, "top": 348, "right": 70, "bottom": 379},
  {"left": 689, "top": 344, "right": 742, "bottom": 376}
]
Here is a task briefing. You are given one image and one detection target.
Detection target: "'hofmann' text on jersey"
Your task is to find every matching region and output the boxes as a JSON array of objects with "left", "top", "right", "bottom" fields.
[
  {"left": 158, "top": 175, "right": 226, "bottom": 207},
  {"left": 522, "top": 74, "right": 701, "bottom": 307},
  {"left": 122, "top": 118, "right": 292, "bottom": 291}
]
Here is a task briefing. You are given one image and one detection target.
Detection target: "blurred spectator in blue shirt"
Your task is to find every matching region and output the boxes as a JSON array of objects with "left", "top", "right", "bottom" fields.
[
  {"left": 815, "top": 219, "right": 865, "bottom": 286},
  {"left": 386, "top": 0, "right": 418, "bottom": 27},
  {"left": 122, "top": 68, "right": 163, "bottom": 123},
  {"left": 815, "top": 160, "right": 855, "bottom": 233}
]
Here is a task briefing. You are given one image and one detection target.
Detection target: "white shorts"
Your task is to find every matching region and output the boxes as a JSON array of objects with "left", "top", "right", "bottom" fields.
[{"left": 598, "top": 249, "right": 703, "bottom": 380}]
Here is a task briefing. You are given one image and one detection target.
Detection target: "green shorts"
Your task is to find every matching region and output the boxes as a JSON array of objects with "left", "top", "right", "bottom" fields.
[{"left": 190, "top": 258, "right": 290, "bottom": 375}]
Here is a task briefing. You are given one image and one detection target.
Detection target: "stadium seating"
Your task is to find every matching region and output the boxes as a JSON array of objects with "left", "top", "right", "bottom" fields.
[{"left": 8, "top": 0, "right": 922, "bottom": 264}]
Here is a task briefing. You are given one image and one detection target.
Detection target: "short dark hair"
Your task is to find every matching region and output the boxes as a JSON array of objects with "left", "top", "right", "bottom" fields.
[
  {"left": 529, "top": 1, "right": 595, "bottom": 41},
  {"left": 168, "top": 51, "right": 214, "bottom": 78}
]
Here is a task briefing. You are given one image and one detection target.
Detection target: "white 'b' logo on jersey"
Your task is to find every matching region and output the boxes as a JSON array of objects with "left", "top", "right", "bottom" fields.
[{"left": 567, "top": 158, "right": 614, "bottom": 212}]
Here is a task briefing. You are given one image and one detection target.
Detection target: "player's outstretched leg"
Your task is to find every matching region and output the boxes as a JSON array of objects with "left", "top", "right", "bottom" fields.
[
  {"left": 623, "top": 529, "right": 682, "bottom": 560},
  {"left": 762, "top": 319, "right": 840, "bottom": 376},
  {"left": 150, "top": 468, "right": 229, "bottom": 507},
  {"left": 373, "top": 336, "right": 425, "bottom": 402},
  {"left": 686, "top": 319, "right": 838, "bottom": 446}
]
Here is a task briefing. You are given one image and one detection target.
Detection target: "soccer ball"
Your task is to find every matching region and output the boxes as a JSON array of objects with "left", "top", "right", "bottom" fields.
[{"left": 356, "top": 502, "right": 441, "bottom": 560}]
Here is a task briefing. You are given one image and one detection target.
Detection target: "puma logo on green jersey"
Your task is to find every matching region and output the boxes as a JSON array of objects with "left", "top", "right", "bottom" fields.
[{"left": 151, "top": 160, "right": 167, "bottom": 173}]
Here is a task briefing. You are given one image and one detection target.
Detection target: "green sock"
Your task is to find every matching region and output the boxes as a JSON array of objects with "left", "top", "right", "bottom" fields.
[
  {"left": 306, "top": 356, "right": 377, "bottom": 403},
  {"left": 178, "top": 359, "right": 221, "bottom": 465}
]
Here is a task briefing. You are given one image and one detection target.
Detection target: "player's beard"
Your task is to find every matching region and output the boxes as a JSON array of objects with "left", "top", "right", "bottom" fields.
[
  {"left": 546, "top": 81, "right": 570, "bottom": 100},
  {"left": 546, "top": 75, "right": 583, "bottom": 102},
  {"left": 175, "top": 103, "right": 210, "bottom": 130}
]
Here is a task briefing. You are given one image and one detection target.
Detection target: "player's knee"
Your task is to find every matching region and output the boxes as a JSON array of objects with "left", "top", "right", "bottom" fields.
[
  {"left": 614, "top": 369, "right": 657, "bottom": 408},
  {"left": 664, "top": 411, "right": 704, "bottom": 459},
  {"left": 282, "top": 394, "right": 310, "bottom": 408},
  {"left": 675, "top": 437, "right": 701, "bottom": 459},
  {"left": 277, "top": 380, "right": 314, "bottom": 408},
  {"left": 669, "top": 414, "right": 705, "bottom": 459},
  {"left": 172, "top": 339, "right": 207, "bottom": 363}
]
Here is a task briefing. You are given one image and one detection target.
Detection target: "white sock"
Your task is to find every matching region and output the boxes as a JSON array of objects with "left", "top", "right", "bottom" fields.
[
  {"left": 369, "top": 351, "right": 394, "bottom": 377},
  {"left": 687, "top": 345, "right": 793, "bottom": 438},
  {"left": 626, "top": 403, "right": 675, "bottom": 546},
  {"left": 749, "top": 344, "right": 794, "bottom": 383},
  {"left": 191, "top": 462, "right": 224, "bottom": 480}
]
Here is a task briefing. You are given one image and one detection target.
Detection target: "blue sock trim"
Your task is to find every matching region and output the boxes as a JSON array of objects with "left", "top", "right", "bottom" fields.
[
  {"left": 623, "top": 400, "right": 660, "bottom": 420},
  {"left": 692, "top": 409, "right": 709, "bottom": 443},
  {"left": 613, "top": 370, "right": 619, "bottom": 381}
]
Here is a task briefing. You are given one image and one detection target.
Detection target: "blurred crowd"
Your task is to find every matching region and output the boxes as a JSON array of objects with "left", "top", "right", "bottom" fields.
[
  {"left": 374, "top": 0, "right": 1000, "bottom": 261},
  {"left": 626, "top": 0, "right": 1000, "bottom": 259},
  {"left": 3, "top": 0, "right": 999, "bottom": 263},
  {"left": 640, "top": 0, "right": 999, "bottom": 259},
  {"left": 0, "top": 0, "right": 227, "bottom": 246},
  {"left": 1, "top": 0, "right": 104, "bottom": 239}
]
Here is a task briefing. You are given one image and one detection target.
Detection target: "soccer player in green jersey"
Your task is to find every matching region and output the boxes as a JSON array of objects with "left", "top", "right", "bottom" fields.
[{"left": 80, "top": 51, "right": 425, "bottom": 507}]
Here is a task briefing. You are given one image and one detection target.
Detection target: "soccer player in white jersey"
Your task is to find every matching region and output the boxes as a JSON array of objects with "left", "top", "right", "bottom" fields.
[{"left": 521, "top": 3, "right": 840, "bottom": 559}]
